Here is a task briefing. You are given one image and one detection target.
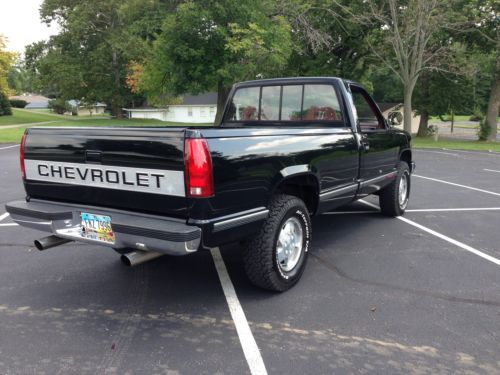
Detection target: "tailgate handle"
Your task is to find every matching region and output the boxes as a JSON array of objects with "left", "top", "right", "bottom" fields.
[{"left": 85, "top": 150, "right": 102, "bottom": 164}]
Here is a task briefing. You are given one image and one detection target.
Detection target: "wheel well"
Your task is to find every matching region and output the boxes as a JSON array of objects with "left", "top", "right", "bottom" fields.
[
  {"left": 400, "top": 149, "right": 412, "bottom": 166},
  {"left": 274, "top": 174, "right": 319, "bottom": 214}
]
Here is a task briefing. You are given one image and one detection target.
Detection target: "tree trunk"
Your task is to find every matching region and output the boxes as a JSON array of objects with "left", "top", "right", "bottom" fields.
[
  {"left": 486, "top": 56, "right": 499, "bottom": 142},
  {"left": 417, "top": 110, "right": 429, "bottom": 137},
  {"left": 214, "top": 80, "right": 231, "bottom": 126},
  {"left": 403, "top": 87, "right": 413, "bottom": 134},
  {"left": 111, "top": 49, "right": 124, "bottom": 118},
  {"left": 450, "top": 109, "right": 454, "bottom": 133}
]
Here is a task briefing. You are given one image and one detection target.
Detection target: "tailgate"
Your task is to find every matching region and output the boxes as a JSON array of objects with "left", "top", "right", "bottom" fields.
[{"left": 23, "top": 127, "right": 189, "bottom": 218}]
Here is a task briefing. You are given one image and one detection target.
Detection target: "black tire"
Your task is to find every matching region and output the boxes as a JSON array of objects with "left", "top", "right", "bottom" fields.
[
  {"left": 243, "top": 194, "right": 312, "bottom": 292},
  {"left": 379, "top": 161, "right": 410, "bottom": 216}
]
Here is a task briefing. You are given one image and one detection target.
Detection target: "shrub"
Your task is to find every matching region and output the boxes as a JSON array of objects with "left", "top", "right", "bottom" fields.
[
  {"left": 477, "top": 118, "right": 491, "bottom": 141},
  {"left": 469, "top": 109, "right": 484, "bottom": 122},
  {"left": 0, "top": 91, "right": 12, "bottom": 116},
  {"left": 48, "top": 98, "right": 70, "bottom": 114},
  {"left": 9, "top": 99, "right": 28, "bottom": 108}
]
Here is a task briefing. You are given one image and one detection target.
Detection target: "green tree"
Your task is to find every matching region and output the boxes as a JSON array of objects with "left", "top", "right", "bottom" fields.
[
  {"left": 141, "top": 0, "right": 293, "bottom": 123},
  {"left": 0, "top": 35, "right": 16, "bottom": 95},
  {"left": 7, "top": 61, "right": 36, "bottom": 94},
  {"left": 469, "top": 0, "right": 499, "bottom": 141},
  {"left": 327, "top": 0, "right": 470, "bottom": 133},
  {"left": 26, "top": 0, "right": 169, "bottom": 116}
]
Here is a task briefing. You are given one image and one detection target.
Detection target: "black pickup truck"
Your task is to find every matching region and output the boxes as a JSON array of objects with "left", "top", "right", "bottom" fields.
[{"left": 6, "top": 77, "right": 415, "bottom": 291}]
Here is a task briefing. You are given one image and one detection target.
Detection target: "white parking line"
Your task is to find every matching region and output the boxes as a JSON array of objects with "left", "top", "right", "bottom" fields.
[
  {"left": 210, "top": 247, "right": 267, "bottom": 375},
  {"left": 406, "top": 207, "right": 500, "bottom": 212},
  {"left": 324, "top": 207, "right": 500, "bottom": 215},
  {"left": 415, "top": 150, "right": 460, "bottom": 157},
  {"left": 414, "top": 174, "right": 500, "bottom": 197},
  {"left": 0, "top": 223, "right": 17, "bottom": 227},
  {"left": 0, "top": 144, "right": 19, "bottom": 151},
  {"left": 484, "top": 169, "right": 500, "bottom": 173},
  {"left": 360, "top": 200, "right": 500, "bottom": 266},
  {"left": 0, "top": 213, "right": 9, "bottom": 222}
]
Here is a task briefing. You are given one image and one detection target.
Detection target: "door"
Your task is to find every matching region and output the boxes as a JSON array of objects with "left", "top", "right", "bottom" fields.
[{"left": 350, "top": 85, "right": 399, "bottom": 195}]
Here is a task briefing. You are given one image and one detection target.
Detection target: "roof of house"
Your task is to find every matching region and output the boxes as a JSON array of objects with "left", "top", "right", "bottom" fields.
[
  {"left": 9, "top": 94, "right": 50, "bottom": 103},
  {"left": 180, "top": 92, "right": 217, "bottom": 105}
]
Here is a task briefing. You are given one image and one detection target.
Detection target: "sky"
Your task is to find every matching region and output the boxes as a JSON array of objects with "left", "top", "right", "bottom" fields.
[{"left": 0, "top": 0, "right": 60, "bottom": 55}]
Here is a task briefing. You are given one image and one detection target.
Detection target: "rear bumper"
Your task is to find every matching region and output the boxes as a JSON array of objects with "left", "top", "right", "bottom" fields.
[{"left": 6, "top": 200, "right": 201, "bottom": 256}]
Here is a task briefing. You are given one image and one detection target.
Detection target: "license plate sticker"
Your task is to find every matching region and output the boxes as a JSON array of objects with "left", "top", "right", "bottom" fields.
[{"left": 80, "top": 212, "right": 115, "bottom": 243}]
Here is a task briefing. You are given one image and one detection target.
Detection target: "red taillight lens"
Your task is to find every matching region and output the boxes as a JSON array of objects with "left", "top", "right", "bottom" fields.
[
  {"left": 20, "top": 131, "right": 27, "bottom": 180},
  {"left": 185, "top": 138, "right": 214, "bottom": 198}
]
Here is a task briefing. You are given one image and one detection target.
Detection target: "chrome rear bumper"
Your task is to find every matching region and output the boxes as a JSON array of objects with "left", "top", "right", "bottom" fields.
[{"left": 6, "top": 200, "right": 201, "bottom": 256}]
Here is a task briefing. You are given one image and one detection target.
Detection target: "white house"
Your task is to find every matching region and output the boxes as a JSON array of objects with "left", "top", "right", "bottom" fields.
[
  {"left": 68, "top": 100, "right": 107, "bottom": 116},
  {"left": 124, "top": 93, "right": 218, "bottom": 124}
]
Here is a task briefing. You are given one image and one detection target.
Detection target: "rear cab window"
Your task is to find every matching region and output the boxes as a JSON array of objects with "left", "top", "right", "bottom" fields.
[{"left": 224, "top": 82, "right": 345, "bottom": 127}]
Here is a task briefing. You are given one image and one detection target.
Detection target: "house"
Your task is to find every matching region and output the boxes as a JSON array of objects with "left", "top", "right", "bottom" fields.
[
  {"left": 9, "top": 94, "right": 50, "bottom": 109},
  {"left": 124, "top": 93, "right": 218, "bottom": 124},
  {"left": 67, "top": 100, "right": 107, "bottom": 116},
  {"left": 378, "top": 102, "right": 420, "bottom": 133}
]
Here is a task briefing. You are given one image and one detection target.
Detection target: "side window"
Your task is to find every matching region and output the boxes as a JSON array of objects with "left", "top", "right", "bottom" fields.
[
  {"left": 260, "top": 86, "right": 280, "bottom": 121},
  {"left": 351, "top": 88, "right": 385, "bottom": 130},
  {"left": 303, "top": 85, "right": 343, "bottom": 121},
  {"left": 281, "top": 85, "right": 302, "bottom": 121},
  {"left": 226, "top": 87, "right": 260, "bottom": 121}
]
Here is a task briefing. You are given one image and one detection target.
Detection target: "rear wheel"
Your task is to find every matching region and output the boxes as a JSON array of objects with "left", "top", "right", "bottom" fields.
[
  {"left": 379, "top": 161, "right": 410, "bottom": 216},
  {"left": 243, "top": 194, "right": 312, "bottom": 292}
]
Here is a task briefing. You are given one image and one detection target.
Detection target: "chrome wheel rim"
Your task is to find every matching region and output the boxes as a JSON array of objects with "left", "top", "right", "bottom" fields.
[
  {"left": 398, "top": 173, "right": 408, "bottom": 207},
  {"left": 276, "top": 217, "right": 303, "bottom": 272}
]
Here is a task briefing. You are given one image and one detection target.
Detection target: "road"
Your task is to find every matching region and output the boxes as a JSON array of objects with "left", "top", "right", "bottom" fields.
[{"left": 0, "top": 144, "right": 499, "bottom": 374}]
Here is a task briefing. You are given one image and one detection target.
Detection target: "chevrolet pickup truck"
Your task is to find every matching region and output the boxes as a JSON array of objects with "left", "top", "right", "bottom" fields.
[{"left": 6, "top": 77, "right": 415, "bottom": 291}]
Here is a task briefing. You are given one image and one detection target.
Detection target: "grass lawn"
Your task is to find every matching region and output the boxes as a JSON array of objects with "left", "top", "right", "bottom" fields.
[
  {"left": 0, "top": 110, "right": 212, "bottom": 143},
  {"left": 0, "top": 109, "right": 63, "bottom": 125},
  {"left": 412, "top": 137, "right": 500, "bottom": 152}
]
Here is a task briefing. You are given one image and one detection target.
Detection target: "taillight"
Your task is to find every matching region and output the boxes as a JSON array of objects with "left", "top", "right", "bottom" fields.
[
  {"left": 20, "top": 131, "right": 27, "bottom": 180},
  {"left": 185, "top": 138, "right": 214, "bottom": 198}
]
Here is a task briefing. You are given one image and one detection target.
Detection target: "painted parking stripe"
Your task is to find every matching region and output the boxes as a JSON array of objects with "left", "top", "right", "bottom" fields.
[
  {"left": 210, "top": 248, "right": 268, "bottom": 375},
  {"left": 0, "top": 213, "right": 9, "bottom": 222},
  {"left": 0, "top": 223, "right": 17, "bottom": 227},
  {"left": 360, "top": 200, "right": 500, "bottom": 267},
  {"left": 414, "top": 174, "right": 500, "bottom": 197},
  {"left": 0, "top": 144, "right": 19, "bottom": 151},
  {"left": 484, "top": 169, "right": 500, "bottom": 173},
  {"left": 324, "top": 207, "right": 500, "bottom": 215},
  {"left": 415, "top": 150, "right": 460, "bottom": 157},
  {"left": 406, "top": 207, "right": 500, "bottom": 212}
]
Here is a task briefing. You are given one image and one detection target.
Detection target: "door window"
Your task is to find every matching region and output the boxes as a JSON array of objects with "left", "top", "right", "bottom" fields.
[{"left": 351, "top": 88, "right": 385, "bottom": 130}]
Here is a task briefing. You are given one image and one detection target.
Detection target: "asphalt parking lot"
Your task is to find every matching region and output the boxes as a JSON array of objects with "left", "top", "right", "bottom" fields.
[{"left": 0, "top": 144, "right": 499, "bottom": 374}]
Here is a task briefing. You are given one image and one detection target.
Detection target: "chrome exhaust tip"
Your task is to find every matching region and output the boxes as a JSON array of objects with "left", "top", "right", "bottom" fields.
[
  {"left": 120, "top": 250, "right": 163, "bottom": 267},
  {"left": 34, "top": 235, "right": 72, "bottom": 251}
]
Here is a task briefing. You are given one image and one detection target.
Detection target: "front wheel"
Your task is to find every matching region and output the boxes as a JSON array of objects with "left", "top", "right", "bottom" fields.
[
  {"left": 243, "top": 194, "right": 312, "bottom": 292},
  {"left": 379, "top": 161, "right": 410, "bottom": 216}
]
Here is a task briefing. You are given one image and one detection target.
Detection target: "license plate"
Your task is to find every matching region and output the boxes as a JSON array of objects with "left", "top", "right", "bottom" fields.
[{"left": 80, "top": 212, "right": 115, "bottom": 244}]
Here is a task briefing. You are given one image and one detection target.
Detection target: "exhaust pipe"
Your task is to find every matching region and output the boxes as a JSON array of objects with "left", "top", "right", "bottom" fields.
[
  {"left": 34, "top": 235, "right": 72, "bottom": 251},
  {"left": 121, "top": 250, "right": 163, "bottom": 267}
]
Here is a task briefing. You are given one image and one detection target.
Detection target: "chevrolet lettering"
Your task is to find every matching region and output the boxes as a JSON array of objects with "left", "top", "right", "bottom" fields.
[
  {"left": 6, "top": 77, "right": 415, "bottom": 291},
  {"left": 25, "top": 160, "right": 185, "bottom": 196}
]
